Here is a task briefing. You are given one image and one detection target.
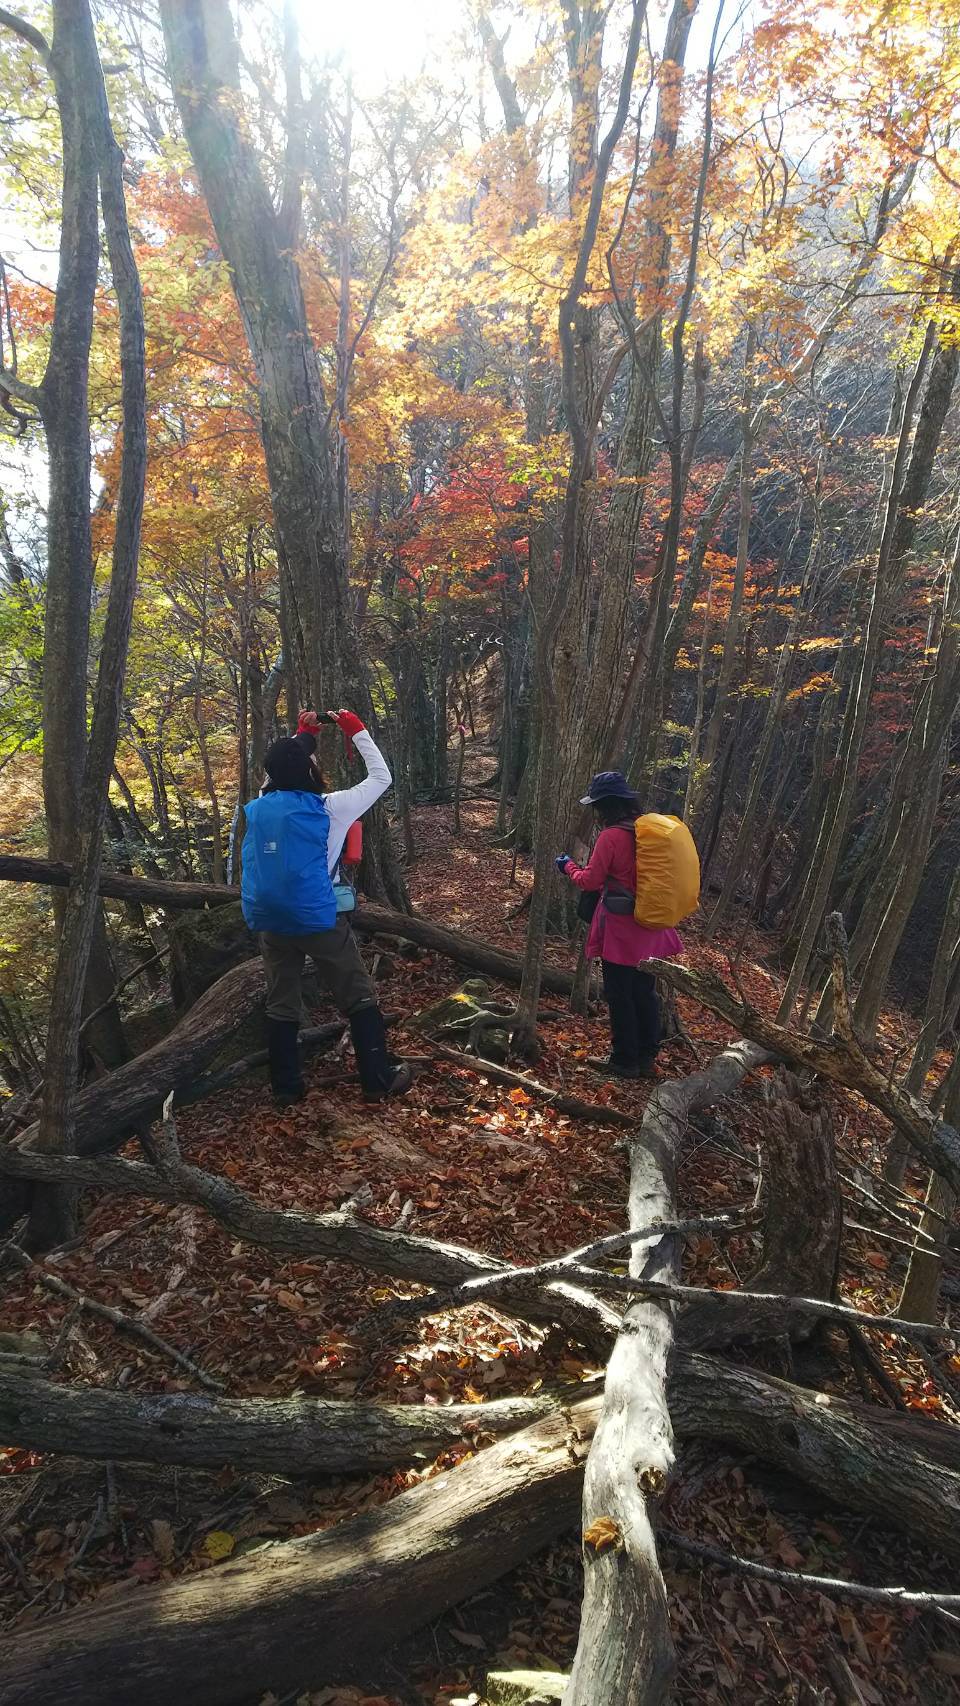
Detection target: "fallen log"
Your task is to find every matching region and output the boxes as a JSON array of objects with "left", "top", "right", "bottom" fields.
[
  {"left": 670, "top": 1350, "right": 960, "bottom": 1560},
  {"left": 0, "top": 852, "right": 237, "bottom": 912},
  {"left": 0, "top": 1393, "right": 601, "bottom": 1706},
  {"left": 179, "top": 1020, "right": 345, "bottom": 1106},
  {"left": 0, "top": 959, "right": 270, "bottom": 1235},
  {"left": 4, "top": 1350, "right": 958, "bottom": 1706},
  {"left": 0, "top": 1146, "right": 621, "bottom": 1349},
  {"left": 564, "top": 1040, "right": 771, "bottom": 1706},
  {"left": 649, "top": 951, "right": 960, "bottom": 1193},
  {"left": 14, "top": 957, "right": 267, "bottom": 1159},
  {"left": 0, "top": 852, "right": 578, "bottom": 995},
  {"left": 427, "top": 1043, "right": 636, "bottom": 1127},
  {"left": 0, "top": 1370, "right": 561, "bottom": 1476}
]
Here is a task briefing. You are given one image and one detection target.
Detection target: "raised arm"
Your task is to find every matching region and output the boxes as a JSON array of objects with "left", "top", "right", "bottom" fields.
[{"left": 322, "top": 712, "right": 392, "bottom": 867}]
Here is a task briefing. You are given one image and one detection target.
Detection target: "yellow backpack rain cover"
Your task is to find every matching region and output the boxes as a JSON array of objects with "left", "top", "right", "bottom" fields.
[{"left": 633, "top": 813, "right": 700, "bottom": 927}]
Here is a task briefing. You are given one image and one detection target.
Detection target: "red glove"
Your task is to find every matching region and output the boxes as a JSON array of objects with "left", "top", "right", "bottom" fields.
[
  {"left": 297, "top": 710, "right": 321, "bottom": 737},
  {"left": 327, "top": 709, "right": 365, "bottom": 739}
]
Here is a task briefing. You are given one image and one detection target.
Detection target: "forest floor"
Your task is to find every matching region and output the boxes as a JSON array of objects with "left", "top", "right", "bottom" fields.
[{"left": 1, "top": 777, "right": 960, "bottom": 1704}]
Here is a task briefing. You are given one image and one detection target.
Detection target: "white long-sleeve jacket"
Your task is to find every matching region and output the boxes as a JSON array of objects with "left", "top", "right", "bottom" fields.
[{"left": 320, "top": 729, "right": 392, "bottom": 875}]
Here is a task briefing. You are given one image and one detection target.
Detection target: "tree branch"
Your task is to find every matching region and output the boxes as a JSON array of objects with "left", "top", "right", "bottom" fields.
[
  {"left": 648, "top": 949, "right": 960, "bottom": 1194},
  {"left": 663, "top": 1529, "right": 960, "bottom": 1613},
  {"left": 0, "top": 1144, "right": 621, "bottom": 1348},
  {"left": 3, "top": 1242, "right": 223, "bottom": 1390},
  {"left": 0, "top": 6, "right": 50, "bottom": 64}
]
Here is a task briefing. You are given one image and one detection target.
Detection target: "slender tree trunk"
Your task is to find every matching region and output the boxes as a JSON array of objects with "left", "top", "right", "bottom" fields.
[
  {"left": 778, "top": 321, "right": 938, "bottom": 1021},
  {"left": 851, "top": 753, "right": 945, "bottom": 1040},
  {"left": 907, "top": 864, "right": 960, "bottom": 1098},
  {"left": 889, "top": 261, "right": 960, "bottom": 568},
  {"left": 195, "top": 703, "right": 225, "bottom": 884},
  {"left": 567, "top": 0, "right": 700, "bottom": 829},
  {"left": 898, "top": 1171, "right": 956, "bottom": 1324},
  {"left": 828, "top": 547, "right": 960, "bottom": 1037},
  {"left": 434, "top": 594, "right": 451, "bottom": 797},
  {"left": 682, "top": 571, "right": 713, "bottom": 822},
  {"left": 3, "top": 2, "right": 121, "bottom": 1076},
  {"left": 514, "top": 3, "right": 644, "bottom": 1045},
  {"left": 17, "top": 0, "right": 147, "bottom": 1249},
  {"left": 708, "top": 532, "right": 818, "bottom": 932},
  {"left": 899, "top": 1062, "right": 960, "bottom": 1322},
  {"left": 687, "top": 328, "right": 756, "bottom": 830}
]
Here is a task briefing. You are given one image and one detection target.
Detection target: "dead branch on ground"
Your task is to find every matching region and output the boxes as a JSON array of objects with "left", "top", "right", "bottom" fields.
[{"left": 2, "top": 1243, "right": 223, "bottom": 1390}]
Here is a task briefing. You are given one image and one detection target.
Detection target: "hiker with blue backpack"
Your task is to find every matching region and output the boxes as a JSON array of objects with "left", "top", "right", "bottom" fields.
[
  {"left": 556, "top": 771, "right": 698, "bottom": 1082},
  {"left": 241, "top": 709, "right": 412, "bottom": 1107}
]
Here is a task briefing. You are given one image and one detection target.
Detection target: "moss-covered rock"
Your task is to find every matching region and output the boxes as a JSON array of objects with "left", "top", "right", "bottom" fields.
[{"left": 0, "top": 1329, "right": 45, "bottom": 1358}]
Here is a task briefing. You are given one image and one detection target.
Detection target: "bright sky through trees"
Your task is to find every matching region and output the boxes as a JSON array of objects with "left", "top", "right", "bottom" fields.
[{"left": 296, "top": 0, "right": 457, "bottom": 87}]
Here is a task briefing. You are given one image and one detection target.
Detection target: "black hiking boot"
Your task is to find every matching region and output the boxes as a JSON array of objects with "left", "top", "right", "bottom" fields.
[
  {"left": 267, "top": 1017, "right": 305, "bottom": 1106},
  {"left": 349, "top": 1005, "right": 414, "bottom": 1103}
]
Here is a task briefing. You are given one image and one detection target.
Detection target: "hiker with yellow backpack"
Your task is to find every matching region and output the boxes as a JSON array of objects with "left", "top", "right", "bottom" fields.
[{"left": 555, "top": 771, "right": 699, "bottom": 1082}]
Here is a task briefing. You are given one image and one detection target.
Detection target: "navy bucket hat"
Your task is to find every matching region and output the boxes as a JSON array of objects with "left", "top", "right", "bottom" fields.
[{"left": 579, "top": 770, "right": 640, "bottom": 806}]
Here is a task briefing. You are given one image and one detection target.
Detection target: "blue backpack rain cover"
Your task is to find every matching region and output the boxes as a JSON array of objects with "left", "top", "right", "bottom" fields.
[{"left": 241, "top": 791, "right": 337, "bottom": 935}]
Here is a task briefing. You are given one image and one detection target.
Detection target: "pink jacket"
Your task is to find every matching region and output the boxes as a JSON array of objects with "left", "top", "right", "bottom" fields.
[{"left": 565, "top": 825, "right": 684, "bottom": 967}]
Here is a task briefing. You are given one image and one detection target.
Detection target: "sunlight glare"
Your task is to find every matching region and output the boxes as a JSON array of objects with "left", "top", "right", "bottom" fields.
[{"left": 296, "top": 0, "right": 454, "bottom": 88}]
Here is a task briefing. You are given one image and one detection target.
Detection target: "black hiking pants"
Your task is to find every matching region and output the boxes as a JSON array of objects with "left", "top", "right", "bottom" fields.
[{"left": 601, "top": 960, "right": 660, "bottom": 1070}]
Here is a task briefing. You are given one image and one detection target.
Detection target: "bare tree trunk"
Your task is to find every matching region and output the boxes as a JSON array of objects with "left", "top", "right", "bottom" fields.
[
  {"left": 515, "top": 3, "right": 644, "bottom": 1047},
  {"left": 687, "top": 327, "right": 755, "bottom": 830},
  {"left": 434, "top": 593, "right": 451, "bottom": 798},
  {"left": 778, "top": 319, "right": 938, "bottom": 1020},
  {"left": 681, "top": 1072, "right": 841, "bottom": 1348},
  {"left": 682, "top": 570, "right": 712, "bottom": 822},
  {"left": 906, "top": 863, "right": 960, "bottom": 1100},
  {"left": 899, "top": 1058, "right": 960, "bottom": 1321},
  {"left": 158, "top": 0, "right": 406, "bottom": 907},
  {"left": 0, "top": 5, "right": 125, "bottom": 1077},
  {"left": 566, "top": 0, "right": 700, "bottom": 823},
  {"left": 831, "top": 545, "right": 960, "bottom": 1039},
  {"left": 898, "top": 1171, "right": 956, "bottom": 1324},
  {"left": 851, "top": 754, "right": 944, "bottom": 1040},
  {"left": 707, "top": 532, "right": 819, "bottom": 932},
  {"left": 0, "top": 0, "right": 147, "bottom": 1249},
  {"left": 193, "top": 604, "right": 225, "bottom": 884},
  {"left": 889, "top": 260, "right": 960, "bottom": 567}
]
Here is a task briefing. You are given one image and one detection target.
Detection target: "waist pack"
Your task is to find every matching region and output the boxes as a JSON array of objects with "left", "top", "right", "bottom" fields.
[{"left": 333, "top": 880, "right": 357, "bottom": 915}]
